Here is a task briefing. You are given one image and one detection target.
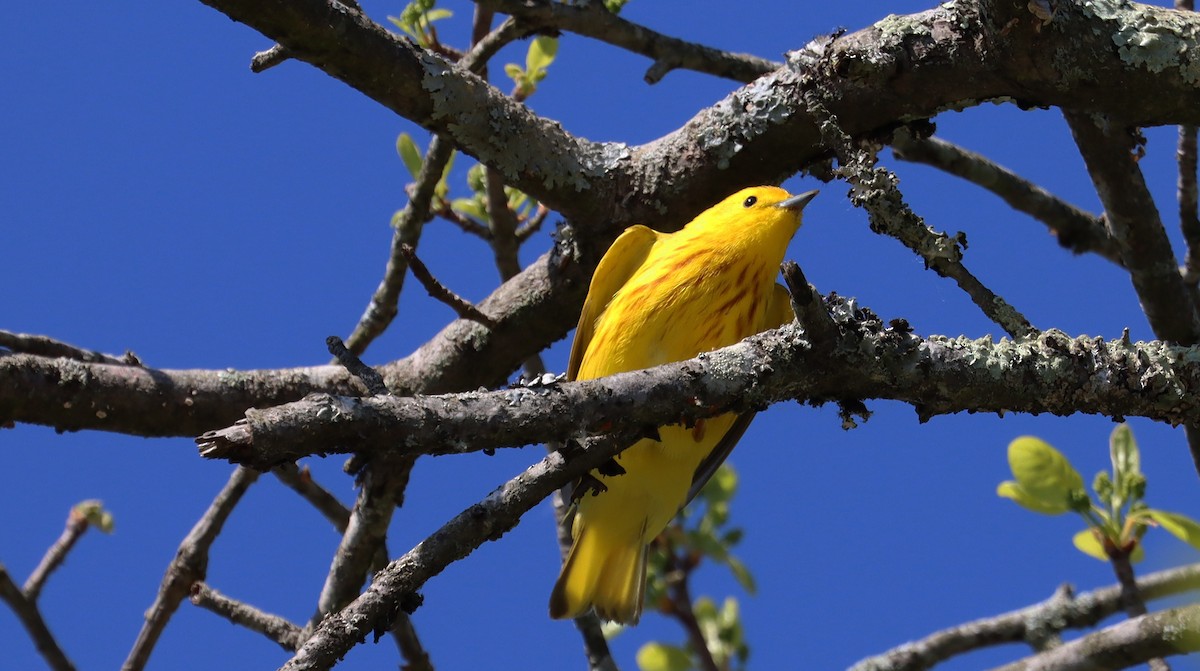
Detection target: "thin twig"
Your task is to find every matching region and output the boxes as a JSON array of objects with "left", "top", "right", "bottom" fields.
[
  {"left": 279, "top": 430, "right": 648, "bottom": 670},
  {"left": 247, "top": 0, "right": 362, "bottom": 73},
  {"left": 851, "top": 562, "right": 1200, "bottom": 671},
  {"left": 1180, "top": 123, "right": 1200, "bottom": 281},
  {"left": 0, "top": 330, "right": 133, "bottom": 365},
  {"left": 436, "top": 203, "right": 493, "bottom": 239},
  {"left": 400, "top": 244, "right": 498, "bottom": 328},
  {"left": 310, "top": 17, "right": 529, "bottom": 667},
  {"left": 341, "top": 16, "right": 526, "bottom": 357},
  {"left": 804, "top": 93, "right": 1037, "bottom": 338},
  {"left": 342, "top": 137, "right": 454, "bottom": 356},
  {"left": 515, "top": 203, "right": 550, "bottom": 243},
  {"left": 478, "top": 0, "right": 777, "bottom": 84},
  {"left": 24, "top": 502, "right": 108, "bottom": 602},
  {"left": 326, "top": 336, "right": 389, "bottom": 396},
  {"left": 780, "top": 261, "right": 839, "bottom": 347},
  {"left": 122, "top": 467, "right": 260, "bottom": 671},
  {"left": 486, "top": 167, "right": 523, "bottom": 281},
  {"left": 890, "top": 128, "right": 1122, "bottom": 266},
  {"left": 1109, "top": 550, "right": 1170, "bottom": 671},
  {"left": 277, "top": 462, "right": 414, "bottom": 663},
  {"left": 250, "top": 43, "right": 290, "bottom": 72},
  {"left": 190, "top": 581, "right": 305, "bottom": 651},
  {"left": 0, "top": 563, "right": 75, "bottom": 671},
  {"left": 659, "top": 537, "right": 720, "bottom": 671},
  {"left": 272, "top": 463, "right": 351, "bottom": 532},
  {"left": 1180, "top": 0, "right": 1198, "bottom": 283}
]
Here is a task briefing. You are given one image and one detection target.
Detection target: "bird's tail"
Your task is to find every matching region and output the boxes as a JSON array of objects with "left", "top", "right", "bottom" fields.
[{"left": 549, "top": 523, "right": 646, "bottom": 625}]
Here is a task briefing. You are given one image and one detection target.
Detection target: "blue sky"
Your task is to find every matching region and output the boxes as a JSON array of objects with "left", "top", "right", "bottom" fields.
[{"left": 3, "top": 1, "right": 1198, "bottom": 669}]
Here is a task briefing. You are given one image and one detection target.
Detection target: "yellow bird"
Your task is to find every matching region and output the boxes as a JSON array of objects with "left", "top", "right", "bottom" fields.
[{"left": 549, "top": 185, "right": 817, "bottom": 624}]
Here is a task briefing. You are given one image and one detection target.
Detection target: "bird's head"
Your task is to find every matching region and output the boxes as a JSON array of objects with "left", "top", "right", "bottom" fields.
[{"left": 685, "top": 185, "right": 817, "bottom": 251}]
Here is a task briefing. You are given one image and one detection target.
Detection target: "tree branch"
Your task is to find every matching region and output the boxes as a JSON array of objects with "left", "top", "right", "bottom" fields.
[
  {"left": 272, "top": 463, "right": 351, "bottom": 532},
  {"left": 17, "top": 1, "right": 1200, "bottom": 441},
  {"left": 989, "top": 603, "right": 1200, "bottom": 671},
  {"left": 0, "top": 563, "right": 74, "bottom": 671},
  {"left": 1064, "top": 111, "right": 1200, "bottom": 345},
  {"left": 852, "top": 562, "right": 1200, "bottom": 671},
  {"left": 0, "top": 329, "right": 133, "bottom": 365},
  {"left": 343, "top": 137, "right": 454, "bottom": 356},
  {"left": 199, "top": 306, "right": 1200, "bottom": 469},
  {"left": 190, "top": 581, "right": 305, "bottom": 651},
  {"left": 24, "top": 501, "right": 110, "bottom": 602},
  {"left": 342, "top": 17, "right": 525, "bottom": 356},
  {"left": 477, "top": 0, "right": 778, "bottom": 84},
  {"left": 278, "top": 431, "right": 640, "bottom": 670},
  {"left": 889, "top": 128, "right": 1122, "bottom": 266},
  {"left": 1064, "top": 110, "right": 1200, "bottom": 475},
  {"left": 802, "top": 91, "right": 1036, "bottom": 338},
  {"left": 122, "top": 467, "right": 259, "bottom": 671}
]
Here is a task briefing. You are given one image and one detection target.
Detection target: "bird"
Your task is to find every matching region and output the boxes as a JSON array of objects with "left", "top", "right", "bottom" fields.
[{"left": 549, "top": 185, "right": 817, "bottom": 624}]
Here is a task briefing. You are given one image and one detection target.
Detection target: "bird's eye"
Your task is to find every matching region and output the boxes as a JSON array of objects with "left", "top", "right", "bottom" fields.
[{"left": 743, "top": 195, "right": 757, "bottom": 208}]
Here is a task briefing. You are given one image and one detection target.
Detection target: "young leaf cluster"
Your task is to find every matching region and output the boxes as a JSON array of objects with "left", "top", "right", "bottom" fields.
[
  {"left": 388, "top": 0, "right": 452, "bottom": 49},
  {"left": 998, "top": 425, "right": 1200, "bottom": 562}
]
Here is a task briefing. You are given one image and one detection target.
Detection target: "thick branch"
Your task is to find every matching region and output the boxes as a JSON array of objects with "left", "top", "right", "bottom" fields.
[
  {"left": 200, "top": 307, "right": 1200, "bottom": 468},
  {"left": 18, "top": 2, "right": 1200, "bottom": 440},
  {"left": 0, "top": 352, "right": 368, "bottom": 436}
]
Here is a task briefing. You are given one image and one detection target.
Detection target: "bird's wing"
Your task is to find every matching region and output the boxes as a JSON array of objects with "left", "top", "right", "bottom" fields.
[
  {"left": 765, "top": 282, "right": 797, "bottom": 329},
  {"left": 685, "top": 413, "right": 755, "bottom": 505},
  {"left": 684, "top": 283, "right": 796, "bottom": 504},
  {"left": 568, "top": 225, "right": 658, "bottom": 381}
]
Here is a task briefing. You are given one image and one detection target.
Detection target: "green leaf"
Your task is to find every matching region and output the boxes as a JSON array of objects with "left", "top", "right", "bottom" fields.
[
  {"left": 636, "top": 642, "right": 693, "bottom": 671},
  {"left": 1110, "top": 423, "right": 1142, "bottom": 509},
  {"left": 1145, "top": 509, "right": 1200, "bottom": 551},
  {"left": 466, "top": 163, "right": 486, "bottom": 193},
  {"left": 726, "top": 556, "right": 757, "bottom": 594},
  {"left": 1110, "top": 424, "right": 1140, "bottom": 480},
  {"left": 700, "top": 464, "right": 737, "bottom": 504},
  {"left": 423, "top": 8, "right": 452, "bottom": 23},
  {"left": 451, "top": 197, "right": 487, "bottom": 222},
  {"left": 1000, "top": 436, "right": 1085, "bottom": 515},
  {"left": 693, "top": 595, "right": 718, "bottom": 622},
  {"left": 526, "top": 36, "right": 558, "bottom": 74},
  {"left": 998, "top": 481, "right": 1071, "bottom": 515},
  {"left": 1073, "top": 528, "right": 1108, "bottom": 560},
  {"left": 504, "top": 63, "right": 525, "bottom": 83},
  {"left": 396, "top": 133, "right": 423, "bottom": 178},
  {"left": 1093, "top": 470, "right": 1114, "bottom": 507}
]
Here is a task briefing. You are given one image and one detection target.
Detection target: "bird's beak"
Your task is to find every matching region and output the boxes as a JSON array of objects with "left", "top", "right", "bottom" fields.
[{"left": 776, "top": 190, "right": 818, "bottom": 212}]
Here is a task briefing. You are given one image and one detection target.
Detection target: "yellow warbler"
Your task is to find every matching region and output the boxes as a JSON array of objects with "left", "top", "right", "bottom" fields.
[{"left": 549, "top": 185, "right": 817, "bottom": 624}]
